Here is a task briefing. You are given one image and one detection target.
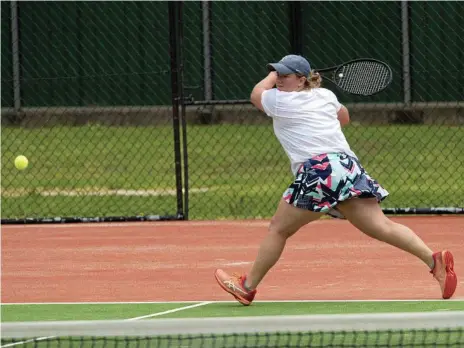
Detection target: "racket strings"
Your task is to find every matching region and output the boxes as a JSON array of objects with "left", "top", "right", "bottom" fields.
[{"left": 335, "top": 61, "right": 391, "bottom": 96}]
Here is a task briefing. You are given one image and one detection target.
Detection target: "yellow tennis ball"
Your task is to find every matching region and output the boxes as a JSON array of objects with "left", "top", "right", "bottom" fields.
[{"left": 14, "top": 155, "right": 29, "bottom": 170}]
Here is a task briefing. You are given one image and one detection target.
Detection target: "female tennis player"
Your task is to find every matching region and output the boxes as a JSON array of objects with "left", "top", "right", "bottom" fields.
[{"left": 214, "top": 55, "right": 457, "bottom": 305}]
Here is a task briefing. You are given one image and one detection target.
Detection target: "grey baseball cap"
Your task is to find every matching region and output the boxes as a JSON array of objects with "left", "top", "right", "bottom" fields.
[{"left": 267, "top": 55, "right": 311, "bottom": 77}]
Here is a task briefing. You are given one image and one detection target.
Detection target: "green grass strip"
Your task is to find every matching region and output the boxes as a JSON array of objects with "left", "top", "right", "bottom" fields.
[
  {"left": 2, "top": 301, "right": 463, "bottom": 322},
  {"left": 2, "top": 124, "right": 463, "bottom": 219}
]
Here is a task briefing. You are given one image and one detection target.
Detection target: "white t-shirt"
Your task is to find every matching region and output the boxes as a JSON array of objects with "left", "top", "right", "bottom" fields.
[{"left": 261, "top": 87, "right": 357, "bottom": 175}]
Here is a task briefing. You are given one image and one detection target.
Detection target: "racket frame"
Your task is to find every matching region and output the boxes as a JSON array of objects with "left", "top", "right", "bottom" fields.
[{"left": 314, "top": 58, "right": 393, "bottom": 96}]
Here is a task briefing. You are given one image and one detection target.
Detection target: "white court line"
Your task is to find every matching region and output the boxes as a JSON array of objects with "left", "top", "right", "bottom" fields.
[
  {"left": 224, "top": 261, "right": 253, "bottom": 266},
  {"left": 2, "top": 299, "right": 463, "bottom": 305},
  {"left": 2, "top": 336, "right": 52, "bottom": 348},
  {"left": 125, "top": 301, "right": 212, "bottom": 320},
  {"left": 1, "top": 301, "right": 212, "bottom": 347}
]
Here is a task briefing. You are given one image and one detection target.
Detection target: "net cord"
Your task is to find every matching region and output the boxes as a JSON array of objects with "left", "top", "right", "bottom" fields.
[{"left": 2, "top": 312, "right": 464, "bottom": 338}]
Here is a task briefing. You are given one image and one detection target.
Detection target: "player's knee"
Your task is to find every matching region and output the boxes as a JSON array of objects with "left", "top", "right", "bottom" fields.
[{"left": 268, "top": 216, "right": 294, "bottom": 239}]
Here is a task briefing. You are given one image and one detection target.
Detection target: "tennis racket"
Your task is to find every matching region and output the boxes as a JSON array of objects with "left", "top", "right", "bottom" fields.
[{"left": 314, "top": 58, "right": 393, "bottom": 96}]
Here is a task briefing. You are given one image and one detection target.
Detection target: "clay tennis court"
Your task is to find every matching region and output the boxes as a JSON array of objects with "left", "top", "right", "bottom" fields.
[{"left": 2, "top": 216, "right": 463, "bottom": 303}]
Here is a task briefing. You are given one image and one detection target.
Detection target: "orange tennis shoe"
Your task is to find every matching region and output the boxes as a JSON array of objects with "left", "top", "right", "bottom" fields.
[
  {"left": 431, "top": 250, "right": 457, "bottom": 299},
  {"left": 214, "top": 269, "right": 257, "bottom": 306}
]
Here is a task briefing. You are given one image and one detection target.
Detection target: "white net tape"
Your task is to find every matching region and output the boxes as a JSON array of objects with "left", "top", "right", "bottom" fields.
[{"left": 2, "top": 312, "right": 464, "bottom": 338}]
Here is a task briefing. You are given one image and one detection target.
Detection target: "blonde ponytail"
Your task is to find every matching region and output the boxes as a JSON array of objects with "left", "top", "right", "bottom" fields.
[{"left": 304, "top": 70, "right": 322, "bottom": 90}]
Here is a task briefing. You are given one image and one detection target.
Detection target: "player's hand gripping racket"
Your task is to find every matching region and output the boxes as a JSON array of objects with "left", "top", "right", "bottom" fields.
[{"left": 314, "top": 58, "right": 393, "bottom": 96}]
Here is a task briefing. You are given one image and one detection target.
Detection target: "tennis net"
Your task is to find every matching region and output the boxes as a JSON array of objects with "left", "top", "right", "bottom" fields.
[{"left": 2, "top": 312, "right": 464, "bottom": 348}]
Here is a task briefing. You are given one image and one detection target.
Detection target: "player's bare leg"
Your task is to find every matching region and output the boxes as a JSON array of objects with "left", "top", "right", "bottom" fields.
[
  {"left": 337, "top": 198, "right": 457, "bottom": 299},
  {"left": 215, "top": 199, "right": 322, "bottom": 305},
  {"left": 245, "top": 199, "right": 323, "bottom": 289},
  {"left": 337, "top": 198, "right": 433, "bottom": 266}
]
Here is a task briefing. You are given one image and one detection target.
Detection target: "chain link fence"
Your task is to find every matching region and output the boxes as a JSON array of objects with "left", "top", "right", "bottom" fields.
[
  {"left": 1, "top": 1, "right": 183, "bottom": 222},
  {"left": 182, "top": 1, "right": 463, "bottom": 219},
  {"left": 2, "top": 1, "right": 463, "bottom": 223}
]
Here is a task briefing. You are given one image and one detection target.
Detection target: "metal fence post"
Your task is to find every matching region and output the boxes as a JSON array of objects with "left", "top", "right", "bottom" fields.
[
  {"left": 10, "top": 0, "right": 21, "bottom": 116},
  {"left": 401, "top": 1, "right": 412, "bottom": 105},
  {"left": 202, "top": 1, "right": 213, "bottom": 102},
  {"left": 289, "top": 1, "right": 303, "bottom": 55},
  {"left": 169, "top": 1, "right": 185, "bottom": 219},
  {"left": 178, "top": 1, "right": 189, "bottom": 220}
]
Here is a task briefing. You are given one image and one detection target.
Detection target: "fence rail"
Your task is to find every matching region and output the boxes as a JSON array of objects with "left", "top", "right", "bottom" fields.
[{"left": 1, "top": 1, "right": 463, "bottom": 223}]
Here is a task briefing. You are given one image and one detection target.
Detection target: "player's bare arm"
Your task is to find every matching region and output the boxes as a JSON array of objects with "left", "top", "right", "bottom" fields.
[
  {"left": 250, "top": 72, "right": 277, "bottom": 112},
  {"left": 337, "top": 105, "right": 350, "bottom": 126}
]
